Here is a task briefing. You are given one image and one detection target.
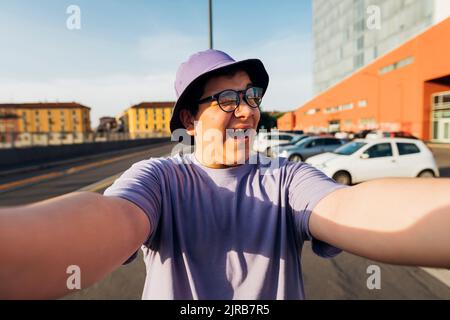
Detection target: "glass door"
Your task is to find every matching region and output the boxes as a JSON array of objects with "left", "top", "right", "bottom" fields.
[{"left": 439, "top": 119, "right": 450, "bottom": 143}]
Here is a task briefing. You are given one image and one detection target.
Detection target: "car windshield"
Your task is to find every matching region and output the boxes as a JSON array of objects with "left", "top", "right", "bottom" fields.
[
  {"left": 292, "top": 135, "right": 310, "bottom": 144},
  {"left": 296, "top": 137, "right": 315, "bottom": 147},
  {"left": 333, "top": 141, "right": 367, "bottom": 155}
]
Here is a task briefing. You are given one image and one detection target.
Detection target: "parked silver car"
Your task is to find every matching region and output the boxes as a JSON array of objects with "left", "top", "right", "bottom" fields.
[
  {"left": 266, "top": 134, "right": 313, "bottom": 157},
  {"left": 271, "top": 136, "right": 345, "bottom": 162}
]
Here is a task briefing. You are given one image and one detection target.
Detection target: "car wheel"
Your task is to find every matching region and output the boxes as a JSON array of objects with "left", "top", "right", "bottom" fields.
[
  {"left": 288, "top": 154, "right": 303, "bottom": 162},
  {"left": 332, "top": 171, "right": 352, "bottom": 185},
  {"left": 417, "top": 170, "right": 435, "bottom": 178}
]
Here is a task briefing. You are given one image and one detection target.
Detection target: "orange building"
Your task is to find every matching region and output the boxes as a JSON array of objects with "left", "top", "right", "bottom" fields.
[
  {"left": 277, "top": 112, "right": 296, "bottom": 131},
  {"left": 286, "top": 17, "right": 450, "bottom": 143}
]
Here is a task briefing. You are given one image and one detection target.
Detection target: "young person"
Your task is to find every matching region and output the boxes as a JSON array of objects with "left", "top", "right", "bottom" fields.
[{"left": 0, "top": 50, "right": 449, "bottom": 300}]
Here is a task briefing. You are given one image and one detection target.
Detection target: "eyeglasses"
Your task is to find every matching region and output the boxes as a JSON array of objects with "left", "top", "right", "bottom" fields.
[{"left": 198, "top": 86, "right": 263, "bottom": 113}]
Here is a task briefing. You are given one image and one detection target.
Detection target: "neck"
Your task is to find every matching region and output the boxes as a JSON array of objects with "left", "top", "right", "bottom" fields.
[{"left": 193, "top": 150, "right": 244, "bottom": 169}]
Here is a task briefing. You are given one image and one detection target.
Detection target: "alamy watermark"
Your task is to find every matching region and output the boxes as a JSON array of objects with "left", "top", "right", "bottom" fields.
[
  {"left": 366, "top": 264, "right": 381, "bottom": 290},
  {"left": 366, "top": 5, "right": 381, "bottom": 30},
  {"left": 66, "top": 265, "right": 81, "bottom": 290},
  {"left": 66, "top": 5, "right": 81, "bottom": 30}
]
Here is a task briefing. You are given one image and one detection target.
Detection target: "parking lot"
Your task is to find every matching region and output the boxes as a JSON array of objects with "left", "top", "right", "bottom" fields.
[{"left": 60, "top": 143, "right": 450, "bottom": 300}]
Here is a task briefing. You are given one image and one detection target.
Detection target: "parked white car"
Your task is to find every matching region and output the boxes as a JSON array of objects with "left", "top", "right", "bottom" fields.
[
  {"left": 253, "top": 132, "right": 301, "bottom": 154},
  {"left": 305, "top": 138, "right": 439, "bottom": 185}
]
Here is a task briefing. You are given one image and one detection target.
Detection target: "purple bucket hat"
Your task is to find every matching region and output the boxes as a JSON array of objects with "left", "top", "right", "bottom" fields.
[{"left": 170, "top": 49, "right": 269, "bottom": 133}]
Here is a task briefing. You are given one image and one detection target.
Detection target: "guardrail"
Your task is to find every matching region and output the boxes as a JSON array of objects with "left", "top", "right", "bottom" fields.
[{"left": 0, "top": 131, "right": 170, "bottom": 149}]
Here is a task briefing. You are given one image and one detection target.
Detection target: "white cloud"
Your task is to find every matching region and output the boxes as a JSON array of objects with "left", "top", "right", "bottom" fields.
[
  {"left": 0, "top": 32, "right": 313, "bottom": 127},
  {"left": 0, "top": 31, "right": 206, "bottom": 128}
]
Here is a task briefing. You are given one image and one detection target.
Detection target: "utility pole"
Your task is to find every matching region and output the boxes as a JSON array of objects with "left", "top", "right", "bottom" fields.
[{"left": 208, "top": 0, "right": 213, "bottom": 49}]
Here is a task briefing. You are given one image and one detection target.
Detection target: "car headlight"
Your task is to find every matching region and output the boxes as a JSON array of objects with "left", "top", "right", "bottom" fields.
[{"left": 278, "top": 150, "right": 288, "bottom": 157}]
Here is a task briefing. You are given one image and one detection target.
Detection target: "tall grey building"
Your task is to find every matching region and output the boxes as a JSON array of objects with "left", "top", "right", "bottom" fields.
[{"left": 313, "top": 0, "right": 450, "bottom": 94}]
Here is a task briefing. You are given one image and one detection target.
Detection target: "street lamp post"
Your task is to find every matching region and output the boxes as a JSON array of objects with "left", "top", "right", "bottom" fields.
[{"left": 208, "top": 0, "right": 213, "bottom": 49}]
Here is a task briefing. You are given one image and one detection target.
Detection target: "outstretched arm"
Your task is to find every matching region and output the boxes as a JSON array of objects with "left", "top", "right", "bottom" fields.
[
  {"left": 310, "top": 178, "right": 450, "bottom": 268},
  {"left": 0, "top": 192, "right": 150, "bottom": 299}
]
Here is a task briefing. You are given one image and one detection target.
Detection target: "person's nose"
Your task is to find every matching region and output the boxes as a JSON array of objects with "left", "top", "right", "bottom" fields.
[{"left": 234, "top": 96, "right": 257, "bottom": 119}]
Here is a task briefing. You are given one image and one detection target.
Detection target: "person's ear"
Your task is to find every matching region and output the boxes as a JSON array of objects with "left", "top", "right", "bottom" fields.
[{"left": 179, "top": 109, "right": 195, "bottom": 136}]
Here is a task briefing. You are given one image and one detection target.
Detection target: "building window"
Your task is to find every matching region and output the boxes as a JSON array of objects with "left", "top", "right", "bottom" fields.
[
  {"left": 443, "top": 94, "right": 450, "bottom": 104},
  {"left": 357, "top": 36, "right": 364, "bottom": 51},
  {"left": 379, "top": 56, "right": 414, "bottom": 75},
  {"left": 305, "top": 108, "right": 319, "bottom": 115},
  {"left": 358, "top": 100, "right": 367, "bottom": 107},
  {"left": 354, "top": 53, "right": 364, "bottom": 68},
  {"left": 433, "top": 121, "right": 439, "bottom": 140},
  {"left": 354, "top": 19, "right": 365, "bottom": 33},
  {"left": 359, "top": 117, "right": 376, "bottom": 127},
  {"left": 342, "top": 103, "right": 354, "bottom": 111},
  {"left": 434, "top": 96, "right": 440, "bottom": 105},
  {"left": 355, "top": 0, "right": 365, "bottom": 18}
]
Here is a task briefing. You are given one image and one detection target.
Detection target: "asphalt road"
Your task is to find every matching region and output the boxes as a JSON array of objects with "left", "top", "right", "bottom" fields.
[
  {"left": 1, "top": 143, "right": 449, "bottom": 299},
  {"left": 0, "top": 141, "right": 177, "bottom": 206}
]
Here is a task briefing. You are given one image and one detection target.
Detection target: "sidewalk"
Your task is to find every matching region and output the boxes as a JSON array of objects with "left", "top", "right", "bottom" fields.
[{"left": 427, "top": 143, "right": 450, "bottom": 149}]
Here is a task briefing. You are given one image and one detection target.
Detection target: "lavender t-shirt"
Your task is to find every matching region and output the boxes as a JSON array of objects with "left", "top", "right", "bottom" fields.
[{"left": 103, "top": 152, "right": 348, "bottom": 299}]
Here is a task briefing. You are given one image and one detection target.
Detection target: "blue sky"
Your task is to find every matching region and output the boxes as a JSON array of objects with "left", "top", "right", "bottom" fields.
[{"left": 0, "top": 0, "right": 313, "bottom": 126}]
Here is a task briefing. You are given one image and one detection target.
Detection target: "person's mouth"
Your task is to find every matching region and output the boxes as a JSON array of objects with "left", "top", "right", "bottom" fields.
[
  {"left": 227, "top": 127, "right": 253, "bottom": 141},
  {"left": 232, "top": 129, "right": 249, "bottom": 141}
]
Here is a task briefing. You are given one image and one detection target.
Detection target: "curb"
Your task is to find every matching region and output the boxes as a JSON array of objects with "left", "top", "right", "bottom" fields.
[
  {"left": 420, "top": 268, "right": 450, "bottom": 288},
  {"left": 427, "top": 144, "right": 450, "bottom": 150}
]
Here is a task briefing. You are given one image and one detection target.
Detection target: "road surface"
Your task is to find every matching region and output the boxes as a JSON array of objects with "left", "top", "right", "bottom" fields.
[{"left": 0, "top": 142, "right": 449, "bottom": 299}]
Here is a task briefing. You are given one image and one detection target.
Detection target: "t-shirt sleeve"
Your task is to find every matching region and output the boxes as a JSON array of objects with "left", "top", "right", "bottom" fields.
[
  {"left": 287, "top": 161, "right": 349, "bottom": 258},
  {"left": 103, "top": 159, "right": 162, "bottom": 264}
]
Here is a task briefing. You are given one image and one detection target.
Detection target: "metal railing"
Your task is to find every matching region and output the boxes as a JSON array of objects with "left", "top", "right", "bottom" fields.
[{"left": 0, "top": 131, "right": 170, "bottom": 149}]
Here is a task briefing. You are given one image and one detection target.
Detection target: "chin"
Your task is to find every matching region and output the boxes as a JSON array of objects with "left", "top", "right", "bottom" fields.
[
  {"left": 222, "top": 138, "right": 252, "bottom": 165},
  {"left": 223, "top": 149, "right": 250, "bottom": 165}
]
